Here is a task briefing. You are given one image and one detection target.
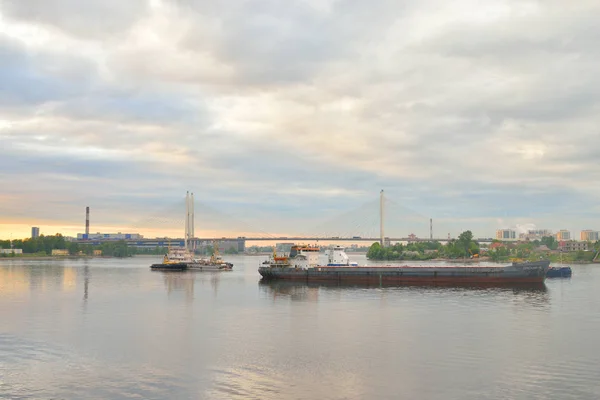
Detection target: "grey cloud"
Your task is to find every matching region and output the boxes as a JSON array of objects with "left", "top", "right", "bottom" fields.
[
  {"left": 1, "top": 0, "right": 600, "bottom": 237},
  {"left": 0, "top": 0, "right": 148, "bottom": 39},
  {"left": 0, "top": 35, "right": 98, "bottom": 110},
  {"left": 53, "top": 90, "right": 207, "bottom": 126},
  {"left": 0, "top": 39, "right": 87, "bottom": 107},
  {"left": 177, "top": 0, "right": 409, "bottom": 85},
  {"left": 0, "top": 34, "right": 205, "bottom": 127}
]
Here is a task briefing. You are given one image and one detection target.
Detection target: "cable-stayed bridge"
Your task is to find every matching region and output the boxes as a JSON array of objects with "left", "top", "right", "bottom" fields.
[{"left": 78, "top": 191, "right": 498, "bottom": 248}]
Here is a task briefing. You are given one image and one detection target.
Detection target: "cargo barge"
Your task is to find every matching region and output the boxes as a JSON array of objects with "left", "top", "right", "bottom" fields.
[{"left": 258, "top": 245, "right": 549, "bottom": 285}]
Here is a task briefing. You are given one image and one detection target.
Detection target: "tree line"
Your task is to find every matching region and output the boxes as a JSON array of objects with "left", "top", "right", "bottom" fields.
[
  {"left": 368, "top": 231, "right": 479, "bottom": 260},
  {"left": 0, "top": 234, "right": 167, "bottom": 258},
  {"left": 367, "top": 231, "right": 600, "bottom": 262}
]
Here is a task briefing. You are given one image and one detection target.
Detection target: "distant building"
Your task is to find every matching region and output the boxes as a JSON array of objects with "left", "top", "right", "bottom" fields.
[
  {"left": 0, "top": 249, "right": 23, "bottom": 254},
  {"left": 496, "top": 229, "right": 516, "bottom": 241},
  {"left": 31, "top": 227, "right": 40, "bottom": 239},
  {"left": 408, "top": 233, "right": 418, "bottom": 241},
  {"left": 555, "top": 230, "right": 571, "bottom": 241},
  {"left": 580, "top": 230, "right": 599, "bottom": 242},
  {"left": 93, "top": 250, "right": 102, "bottom": 256},
  {"left": 519, "top": 229, "right": 553, "bottom": 240},
  {"left": 559, "top": 241, "right": 588, "bottom": 252},
  {"left": 215, "top": 239, "right": 245, "bottom": 253},
  {"left": 51, "top": 249, "right": 69, "bottom": 256},
  {"left": 77, "top": 232, "right": 144, "bottom": 240}
]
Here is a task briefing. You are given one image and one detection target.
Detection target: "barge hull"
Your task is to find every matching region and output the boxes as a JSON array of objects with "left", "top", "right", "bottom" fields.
[
  {"left": 259, "top": 273, "right": 545, "bottom": 285},
  {"left": 151, "top": 263, "right": 188, "bottom": 271},
  {"left": 259, "top": 261, "right": 549, "bottom": 285},
  {"left": 151, "top": 263, "right": 233, "bottom": 271}
]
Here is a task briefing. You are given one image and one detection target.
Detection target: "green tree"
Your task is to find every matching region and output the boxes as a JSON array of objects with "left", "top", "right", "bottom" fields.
[
  {"left": 541, "top": 236, "right": 558, "bottom": 250},
  {"left": 367, "top": 242, "right": 382, "bottom": 260},
  {"left": 224, "top": 246, "right": 238, "bottom": 255},
  {"left": 489, "top": 246, "right": 509, "bottom": 262},
  {"left": 100, "top": 240, "right": 132, "bottom": 258},
  {"left": 67, "top": 242, "right": 80, "bottom": 255},
  {"left": 456, "top": 231, "right": 479, "bottom": 258}
]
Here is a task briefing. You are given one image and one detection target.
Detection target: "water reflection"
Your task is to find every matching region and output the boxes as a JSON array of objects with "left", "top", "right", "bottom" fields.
[
  {"left": 0, "top": 266, "right": 30, "bottom": 297},
  {"left": 0, "top": 263, "right": 82, "bottom": 297},
  {"left": 161, "top": 271, "right": 196, "bottom": 301},
  {"left": 63, "top": 267, "right": 77, "bottom": 292},
  {"left": 158, "top": 271, "right": 225, "bottom": 300},
  {"left": 259, "top": 280, "right": 321, "bottom": 302},
  {"left": 259, "top": 279, "right": 548, "bottom": 302},
  {"left": 3, "top": 259, "right": 600, "bottom": 399},
  {"left": 82, "top": 264, "right": 90, "bottom": 302},
  {"left": 209, "top": 272, "right": 220, "bottom": 296}
]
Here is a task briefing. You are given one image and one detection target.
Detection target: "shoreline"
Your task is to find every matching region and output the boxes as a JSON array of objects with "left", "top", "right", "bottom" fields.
[
  {"left": 2, "top": 254, "right": 597, "bottom": 264},
  {"left": 0, "top": 256, "right": 90, "bottom": 261},
  {"left": 0, "top": 254, "right": 162, "bottom": 261}
]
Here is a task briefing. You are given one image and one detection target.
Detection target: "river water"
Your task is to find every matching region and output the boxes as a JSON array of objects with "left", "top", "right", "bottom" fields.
[{"left": 1, "top": 255, "right": 599, "bottom": 400}]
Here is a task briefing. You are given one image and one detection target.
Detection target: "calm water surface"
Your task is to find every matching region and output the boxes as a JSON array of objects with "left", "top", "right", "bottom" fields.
[{"left": 1, "top": 255, "right": 599, "bottom": 400}]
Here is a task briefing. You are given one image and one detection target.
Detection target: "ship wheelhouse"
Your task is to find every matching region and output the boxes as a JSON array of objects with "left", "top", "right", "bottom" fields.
[{"left": 265, "top": 244, "right": 320, "bottom": 269}]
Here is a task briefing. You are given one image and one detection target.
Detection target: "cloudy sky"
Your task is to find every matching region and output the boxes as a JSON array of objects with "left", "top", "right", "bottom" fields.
[{"left": 1, "top": 0, "right": 599, "bottom": 240}]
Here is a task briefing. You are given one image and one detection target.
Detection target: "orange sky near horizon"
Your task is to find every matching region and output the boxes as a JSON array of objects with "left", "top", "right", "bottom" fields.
[
  {"left": 0, "top": 224, "right": 377, "bottom": 249},
  {"left": 0, "top": 223, "right": 298, "bottom": 241}
]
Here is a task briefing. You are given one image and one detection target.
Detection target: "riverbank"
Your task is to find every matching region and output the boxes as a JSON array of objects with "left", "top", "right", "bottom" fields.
[
  {"left": 0, "top": 255, "right": 92, "bottom": 261},
  {"left": 0, "top": 255, "right": 153, "bottom": 262}
]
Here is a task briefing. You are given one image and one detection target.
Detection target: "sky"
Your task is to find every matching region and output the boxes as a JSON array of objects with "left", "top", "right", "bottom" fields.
[{"left": 1, "top": 0, "right": 599, "bottom": 240}]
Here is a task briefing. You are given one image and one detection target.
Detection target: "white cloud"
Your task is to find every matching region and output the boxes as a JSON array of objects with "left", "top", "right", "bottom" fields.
[{"left": 1, "top": 0, "right": 599, "bottom": 238}]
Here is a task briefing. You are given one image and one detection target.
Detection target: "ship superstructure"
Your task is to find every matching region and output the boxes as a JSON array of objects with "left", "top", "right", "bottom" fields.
[
  {"left": 326, "top": 246, "right": 358, "bottom": 266},
  {"left": 262, "top": 244, "right": 320, "bottom": 269}
]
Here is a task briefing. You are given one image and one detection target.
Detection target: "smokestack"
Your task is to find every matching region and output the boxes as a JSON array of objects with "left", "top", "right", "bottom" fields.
[
  {"left": 430, "top": 218, "right": 433, "bottom": 240},
  {"left": 85, "top": 206, "right": 90, "bottom": 239}
]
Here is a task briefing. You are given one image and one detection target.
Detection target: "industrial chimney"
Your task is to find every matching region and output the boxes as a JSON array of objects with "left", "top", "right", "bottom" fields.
[
  {"left": 430, "top": 218, "right": 433, "bottom": 240},
  {"left": 85, "top": 206, "right": 90, "bottom": 239}
]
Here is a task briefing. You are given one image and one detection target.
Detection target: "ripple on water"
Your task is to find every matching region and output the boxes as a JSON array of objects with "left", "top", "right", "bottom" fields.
[
  {"left": 2, "top": 258, "right": 600, "bottom": 400},
  {"left": 205, "top": 365, "right": 283, "bottom": 400},
  {"left": 0, "top": 333, "right": 190, "bottom": 400}
]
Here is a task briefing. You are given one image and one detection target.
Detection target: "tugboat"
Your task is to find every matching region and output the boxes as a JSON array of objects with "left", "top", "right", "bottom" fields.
[
  {"left": 190, "top": 243, "right": 233, "bottom": 271},
  {"left": 150, "top": 246, "right": 196, "bottom": 271},
  {"left": 150, "top": 191, "right": 233, "bottom": 272},
  {"left": 150, "top": 245, "right": 233, "bottom": 271},
  {"left": 546, "top": 266, "right": 572, "bottom": 278},
  {"left": 546, "top": 252, "right": 572, "bottom": 278}
]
